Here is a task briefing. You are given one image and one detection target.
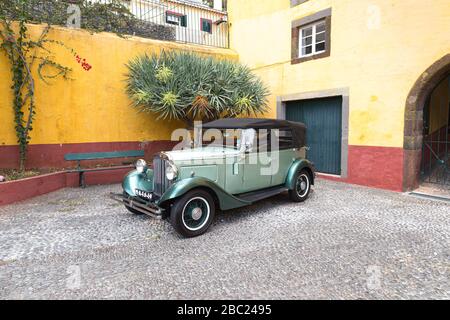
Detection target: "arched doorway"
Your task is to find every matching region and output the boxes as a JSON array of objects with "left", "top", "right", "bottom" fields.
[{"left": 403, "top": 54, "right": 450, "bottom": 191}]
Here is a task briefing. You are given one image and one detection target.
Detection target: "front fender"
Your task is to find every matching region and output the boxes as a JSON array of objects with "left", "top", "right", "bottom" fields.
[
  {"left": 285, "top": 159, "right": 315, "bottom": 190},
  {"left": 157, "top": 177, "right": 250, "bottom": 211},
  {"left": 122, "top": 169, "right": 153, "bottom": 196}
]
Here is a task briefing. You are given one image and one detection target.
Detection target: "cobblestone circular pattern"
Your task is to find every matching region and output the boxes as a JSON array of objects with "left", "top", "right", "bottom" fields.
[{"left": 0, "top": 179, "right": 449, "bottom": 299}]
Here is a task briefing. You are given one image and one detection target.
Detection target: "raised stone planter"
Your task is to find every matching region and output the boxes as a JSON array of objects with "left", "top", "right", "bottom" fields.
[{"left": 0, "top": 167, "right": 131, "bottom": 206}]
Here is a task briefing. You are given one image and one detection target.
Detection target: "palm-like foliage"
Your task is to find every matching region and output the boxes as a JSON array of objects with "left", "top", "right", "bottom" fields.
[{"left": 125, "top": 51, "right": 270, "bottom": 127}]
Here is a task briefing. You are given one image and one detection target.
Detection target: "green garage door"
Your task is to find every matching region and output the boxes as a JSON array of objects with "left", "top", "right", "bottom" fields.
[{"left": 286, "top": 96, "right": 342, "bottom": 175}]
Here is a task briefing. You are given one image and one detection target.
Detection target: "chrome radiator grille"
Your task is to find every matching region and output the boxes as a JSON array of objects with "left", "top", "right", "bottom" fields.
[{"left": 153, "top": 155, "right": 171, "bottom": 197}]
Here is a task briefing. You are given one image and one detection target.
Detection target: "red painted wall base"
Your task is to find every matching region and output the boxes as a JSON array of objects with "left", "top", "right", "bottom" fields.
[
  {"left": 318, "top": 145, "right": 405, "bottom": 192},
  {"left": 347, "top": 145, "right": 404, "bottom": 191}
]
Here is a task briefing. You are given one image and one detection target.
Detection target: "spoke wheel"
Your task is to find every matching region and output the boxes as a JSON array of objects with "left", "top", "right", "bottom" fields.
[
  {"left": 295, "top": 174, "right": 310, "bottom": 198},
  {"left": 170, "top": 189, "right": 216, "bottom": 237},
  {"left": 182, "top": 197, "right": 210, "bottom": 231},
  {"left": 289, "top": 169, "right": 312, "bottom": 202}
]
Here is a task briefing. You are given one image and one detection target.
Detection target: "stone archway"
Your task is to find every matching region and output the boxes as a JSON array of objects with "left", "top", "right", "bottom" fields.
[{"left": 403, "top": 54, "right": 450, "bottom": 191}]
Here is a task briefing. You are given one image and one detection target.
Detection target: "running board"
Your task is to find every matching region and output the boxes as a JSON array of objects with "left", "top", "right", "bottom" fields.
[{"left": 236, "top": 186, "right": 288, "bottom": 203}]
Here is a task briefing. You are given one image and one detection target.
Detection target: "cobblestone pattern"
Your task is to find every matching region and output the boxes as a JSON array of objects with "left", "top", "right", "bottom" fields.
[{"left": 0, "top": 180, "right": 449, "bottom": 299}]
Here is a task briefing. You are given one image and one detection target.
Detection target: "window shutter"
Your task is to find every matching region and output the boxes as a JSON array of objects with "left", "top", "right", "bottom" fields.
[{"left": 180, "top": 15, "right": 187, "bottom": 27}]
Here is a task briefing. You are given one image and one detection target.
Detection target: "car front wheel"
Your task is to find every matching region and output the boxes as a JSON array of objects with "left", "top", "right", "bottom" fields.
[
  {"left": 169, "top": 189, "right": 216, "bottom": 238},
  {"left": 289, "top": 169, "right": 312, "bottom": 202}
]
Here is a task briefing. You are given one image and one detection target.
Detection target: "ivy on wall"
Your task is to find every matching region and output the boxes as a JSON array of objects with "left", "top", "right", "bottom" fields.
[
  {"left": 0, "top": 0, "right": 162, "bottom": 171},
  {"left": 0, "top": 1, "right": 72, "bottom": 171}
]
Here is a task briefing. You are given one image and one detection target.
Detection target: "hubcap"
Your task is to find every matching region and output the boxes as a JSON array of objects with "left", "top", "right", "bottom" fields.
[
  {"left": 191, "top": 207, "right": 203, "bottom": 220},
  {"left": 182, "top": 197, "right": 210, "bottom": 231}
]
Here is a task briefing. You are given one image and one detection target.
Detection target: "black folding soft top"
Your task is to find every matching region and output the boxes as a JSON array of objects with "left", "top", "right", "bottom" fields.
[{"left": 200, "top": 118, "right": 307, "bottom": 148}]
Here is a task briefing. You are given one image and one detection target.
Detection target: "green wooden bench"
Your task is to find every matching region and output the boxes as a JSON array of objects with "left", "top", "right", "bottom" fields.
[{"left": 64, "top": 150, "right": 145, "bottom": 188}]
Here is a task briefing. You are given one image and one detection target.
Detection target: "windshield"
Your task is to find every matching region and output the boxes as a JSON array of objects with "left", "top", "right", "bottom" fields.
[
  {"left": 197, "top": 129, "right": 240, "bottom": 149},
  {"left": 196, "top": 128, "right": 261, "bottom": 152}
]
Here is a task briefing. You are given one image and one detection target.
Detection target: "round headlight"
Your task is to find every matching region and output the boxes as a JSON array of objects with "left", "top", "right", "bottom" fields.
[
  {"left": 136, "top": 159, "right": 147, "bottom": 173},
  {"left": 166, "top": 164, "right": 178, "bottom": 181}
]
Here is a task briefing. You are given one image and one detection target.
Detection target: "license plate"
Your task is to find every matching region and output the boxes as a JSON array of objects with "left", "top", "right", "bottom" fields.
[{"left": 135, "top": 189, "right": 153, "bottom": 200}]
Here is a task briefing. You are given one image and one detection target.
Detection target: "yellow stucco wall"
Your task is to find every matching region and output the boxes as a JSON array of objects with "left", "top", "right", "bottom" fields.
[
  {"left": 0, "top": 24, "right": 237, "bottom": 146},
  {"left": 228, "top": 0, "right": 450, "bottom": 148}
]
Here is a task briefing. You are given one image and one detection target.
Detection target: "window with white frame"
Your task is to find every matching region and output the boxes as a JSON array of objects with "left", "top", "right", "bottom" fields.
[
  {"left": 299, "top": 20, "right": 326, "bottom": 57},
  {"left": 166, "top": 11, "right": 187, "bottom": 27}
]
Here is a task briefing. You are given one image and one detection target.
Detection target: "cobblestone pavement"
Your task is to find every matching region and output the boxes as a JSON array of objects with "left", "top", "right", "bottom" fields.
[{"left": 0, "top": 179, "right": 449, "bottom": 299}]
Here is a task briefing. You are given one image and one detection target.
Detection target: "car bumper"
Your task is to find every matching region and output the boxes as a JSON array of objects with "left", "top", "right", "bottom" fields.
[{"left": 109, "top": 192, "right": 164, "bottom": 219}]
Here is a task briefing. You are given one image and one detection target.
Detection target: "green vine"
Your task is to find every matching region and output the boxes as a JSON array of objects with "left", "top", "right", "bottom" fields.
[
  {"left": 0, "top": 0, "right": 157, "bottom": 171},
  {"left": 2, "top": 0, "right": 166, "bottom": 39},
  {"left": 0, "top": 1, "right": 71, "bottom": 171}
]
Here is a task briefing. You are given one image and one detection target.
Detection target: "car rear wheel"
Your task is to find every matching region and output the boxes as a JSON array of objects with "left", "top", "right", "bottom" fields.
[
  {"left": 289, "top": 169, "right": 311, "bottom": 202},
  {"left": 170, "top": 189, "right": 216, "bottom": 238}
]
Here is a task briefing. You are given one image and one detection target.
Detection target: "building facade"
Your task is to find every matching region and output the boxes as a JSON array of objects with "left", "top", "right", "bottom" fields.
[
  {"left": 1, "top": 0, "right": 449, "bottom": 194},
  {"left": 126, "top": 0, "right": 228, "bottom": 47},
  {"left": 228, "top": 0, "right": 450, "bottom": 192}
]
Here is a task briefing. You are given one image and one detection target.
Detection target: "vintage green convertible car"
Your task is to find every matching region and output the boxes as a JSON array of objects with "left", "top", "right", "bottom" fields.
[{"left": 111, "top": 118, "right": 315, "bottom": 237}]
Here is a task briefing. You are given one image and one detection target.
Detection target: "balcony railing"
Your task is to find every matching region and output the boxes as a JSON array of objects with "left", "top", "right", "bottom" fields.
[
  {"left": 5, "top": 0, "right": 229, "bottom": 48},
  {"left": 125, "top": 0, "right": 229, "bottom": 48}
]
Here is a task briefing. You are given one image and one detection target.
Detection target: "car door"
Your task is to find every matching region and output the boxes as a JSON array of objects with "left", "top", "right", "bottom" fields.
[
  {"left": 225, "top": 154, "right": 245, "bottom": 195},
  {"left": 271, "top": 149, "right": 295, "bottom": 186},
  {"left": 271, "top": 129, "right": 296, "bottom": 186},
  {"left": 242, "top": 151, "right": 272, "bottom": 192},
  {"left": 242, "top": 129, "right": 272, "bottom": 192},
  {"left": 225, "top": 128, "right": 272, "bottom": 194}
]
